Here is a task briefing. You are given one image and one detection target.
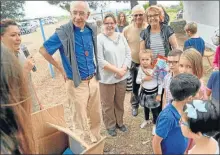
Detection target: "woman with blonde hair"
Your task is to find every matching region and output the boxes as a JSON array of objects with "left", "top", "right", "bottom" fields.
[
  {"left": 117, "top": 12, "right": 129, "bottom": 32},
  {"left": 1, "top": 44, "right": 35, "bottom": 154}
]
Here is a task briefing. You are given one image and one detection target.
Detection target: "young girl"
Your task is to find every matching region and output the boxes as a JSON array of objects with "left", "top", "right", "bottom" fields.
[
  {"left": 180, "top": 100, "right": 219, "bottom": 154},
  {"left": 179, "top": 48, "right": 208, "bottom": 100},
  {"left": 136, "top": 49, "right": 162, "bottom": 134}
]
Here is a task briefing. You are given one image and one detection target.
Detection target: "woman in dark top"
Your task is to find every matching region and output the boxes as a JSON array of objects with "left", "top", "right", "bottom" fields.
[
  {"left": 140, "top": 6, "right": 178, "bottom": 58},
  {"left": 117, "top": 12, "right": 129, "bottom": 33}
]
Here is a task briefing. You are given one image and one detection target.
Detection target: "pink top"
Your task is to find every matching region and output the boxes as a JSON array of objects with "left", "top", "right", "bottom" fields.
[
  {"left": 213, "top": 46, "right": 220, "bottom": 68},
  {"left": 196, "top": 79, "right": 208, "bottom": 100}
]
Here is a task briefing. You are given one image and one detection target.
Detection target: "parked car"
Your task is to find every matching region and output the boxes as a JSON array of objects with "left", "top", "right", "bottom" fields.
[
  {"left": 176, "top": 10, "right": 183, "bottom": 19},
  {"left": 19, "top": 22, "right": 37, "bottom": 33}
]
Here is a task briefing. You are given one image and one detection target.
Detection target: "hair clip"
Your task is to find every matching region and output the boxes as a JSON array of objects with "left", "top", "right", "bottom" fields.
[{"left": 184, "top": 100, "right": 207, "bottom": 119}]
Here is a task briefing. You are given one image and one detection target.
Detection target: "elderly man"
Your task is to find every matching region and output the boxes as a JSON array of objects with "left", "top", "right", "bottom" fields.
[
  {"left": 39, "top": 1, "right": 101, "bottom": 143},
  {"left": 122, "top": 5, "right": 148, "bottom": 116}
]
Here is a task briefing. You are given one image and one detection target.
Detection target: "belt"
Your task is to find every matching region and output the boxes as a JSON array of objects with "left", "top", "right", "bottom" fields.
[{"left": 81, "top": 73, "right": 96, "bottom": 81}]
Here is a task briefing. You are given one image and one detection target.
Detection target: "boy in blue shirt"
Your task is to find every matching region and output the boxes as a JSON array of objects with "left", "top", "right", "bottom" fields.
[
  {"left": 152, "top": 73, "right": 201, "bottom": 154},
  {"left": 184, "top": 22, "right": 205, "bottom": 56}
]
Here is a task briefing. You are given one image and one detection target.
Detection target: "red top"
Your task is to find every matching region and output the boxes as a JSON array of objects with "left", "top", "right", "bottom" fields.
[{"left": 213, "top": 46, "right": 220, "bottom": 69}]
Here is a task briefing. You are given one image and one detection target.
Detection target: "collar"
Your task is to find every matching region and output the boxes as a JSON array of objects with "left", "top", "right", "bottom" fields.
[{"left": 169, "top": 103, "right": 181, "bottom": 120}]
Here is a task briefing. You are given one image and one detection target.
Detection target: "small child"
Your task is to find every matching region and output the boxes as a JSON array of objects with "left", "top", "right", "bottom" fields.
[
  {"left": 184, "top": 22, "right": 205, "bottom": 56},
  {"left": 179, "top": 48, "right": 208, "bottom": 100},
  {"left": 180, "top": 100, "right": 219, "bottom": 154},
  {"left": 152, "top": 73, "right": 201, "bottom": 154},
  {"left": 207, "top": 70, "right": 220, "bottom": 113},
  {"left": 162, "top": 49, "right": 183, "bottom": 109},
  {"left": 136, "top": 49, "right": 162, "bottom": 134}
]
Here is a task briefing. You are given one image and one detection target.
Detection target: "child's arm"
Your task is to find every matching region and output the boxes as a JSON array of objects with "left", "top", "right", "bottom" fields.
[
  {"left": 152, "top": 135, "right": 163, "bottom": 154},
  {"left": 206, "top": 72, "right": 215, "bottom": 98},
  {"left": 213, "top": 46, "right": 220, "bottom": 70},
  {"left": 162, "top": 91, "right": 166, "bottom": 109},
  {"left": 136, "top": 67, "right": 143, "bottom": 84}
]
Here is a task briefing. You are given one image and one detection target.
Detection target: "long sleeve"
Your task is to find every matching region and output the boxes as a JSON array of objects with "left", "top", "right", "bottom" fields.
[
  {"left": 136, "top": 67, "right": 144, "bottom": 84},
  {"left": 97, "top": 34, "right": 110, "bottom": 69},
  {"left": 213, "top": 46, "right": 220, "bottom": 68},
  {"left": 121, "top": 35, "right": 131, "bottom": 69}
]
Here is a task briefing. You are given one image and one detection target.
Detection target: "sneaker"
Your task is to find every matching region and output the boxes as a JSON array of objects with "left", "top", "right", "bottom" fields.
[
  {"left": 140, "top": 120, "right": 152, "bottom": 129},
  {"left": 117, "top": 125, "right": 128, "bottom": 132},
  {"left": 132, "top": 108, "right": 138, "bottom": 116},
  {"left": 152, "top": 125, "right": 156, "bottom": 135},
  {"left": 107, "top": 128, "right": 117, "bottom": 137}
]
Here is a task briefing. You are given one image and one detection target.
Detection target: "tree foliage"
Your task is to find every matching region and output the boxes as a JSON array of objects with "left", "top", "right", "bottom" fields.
[
  {"left": 47, "top": 1, "right": 108, "bottom": 12},
  {"left": 116, "top": 0, "right": 138, "bottom": 9},
  {"left": 143, "top": 2, "right": 150, "bottom": 10},
  {"left": 0, "top": 1, "right": 25, "bottom": 20}
]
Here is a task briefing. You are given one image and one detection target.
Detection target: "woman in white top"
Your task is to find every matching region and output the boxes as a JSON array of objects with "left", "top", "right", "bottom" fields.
[
  {"left": 180, "top": 100, "right": 220, "bottom": 154},
  {"left": 97, "top": 13, "right": 131, "bottom": 137}
]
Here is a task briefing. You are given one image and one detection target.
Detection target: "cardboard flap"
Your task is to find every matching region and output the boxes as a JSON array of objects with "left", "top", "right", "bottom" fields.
[{"left": 47, "top": 122, "right": 89, "bottom": 148}]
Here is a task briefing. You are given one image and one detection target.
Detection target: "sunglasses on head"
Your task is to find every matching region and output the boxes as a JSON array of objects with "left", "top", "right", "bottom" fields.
[{"left": 133, "top": 14, "right": 144, "bottom": 17}]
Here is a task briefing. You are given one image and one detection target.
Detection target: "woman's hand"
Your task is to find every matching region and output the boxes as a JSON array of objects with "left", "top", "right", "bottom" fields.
[
  {"left": 23, "top": 55, "right": 35, "bottom": 73},
  {"left": 115, "top": 68, "right": 127, "bottom": 79}
]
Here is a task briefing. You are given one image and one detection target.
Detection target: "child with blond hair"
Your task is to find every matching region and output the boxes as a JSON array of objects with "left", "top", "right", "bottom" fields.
[
  {"left": 179, "top": 48, "right": 208, "bottom": 100},
  {"left": 136, "top": 49, "right": 162, "bottom": 134},
  {"left": 184, "top": 22, "right": 205, "bottom": 56}
]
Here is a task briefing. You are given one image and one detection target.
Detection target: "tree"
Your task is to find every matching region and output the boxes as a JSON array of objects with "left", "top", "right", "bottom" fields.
[
  {"left": 143, "top": 2, "right": 150, "bottom": 10},
  {"left": 116, "top": 0, "right": 138, "bottom": 10},
  {"left": 47, "top": 1, "right": 108, "bottom": 12},
  {"left": 0, "top": 1, "right": 25, "bottom": 20}
]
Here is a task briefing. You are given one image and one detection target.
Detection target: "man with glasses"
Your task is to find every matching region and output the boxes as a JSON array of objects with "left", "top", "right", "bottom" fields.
[
  {"left": 39, "top": 1, "right": 101, "bottom": 143},
  {"left": 122, "top": 5, "right": 148, "bottom": 116},
  {"left": 160, "top": 49, "right": 183, "bottom": 109}
]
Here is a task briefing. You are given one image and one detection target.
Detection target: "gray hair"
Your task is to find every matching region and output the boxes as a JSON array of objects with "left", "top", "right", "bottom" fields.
[
  {"left": 70, "top": 1, "right": 90, "bottom": 13},
  {"left": 131, "top": 4, "right": 145, "bottom": 14}
]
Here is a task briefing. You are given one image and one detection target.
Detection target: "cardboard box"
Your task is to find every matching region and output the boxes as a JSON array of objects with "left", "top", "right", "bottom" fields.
[{"left": 31, "top": 104, "right": 105, "bottom": 154}]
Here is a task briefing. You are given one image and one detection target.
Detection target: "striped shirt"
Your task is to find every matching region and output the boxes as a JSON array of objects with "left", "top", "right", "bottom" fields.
[{"left": 150, "top": 33, "right": 165, "bottom": 59}]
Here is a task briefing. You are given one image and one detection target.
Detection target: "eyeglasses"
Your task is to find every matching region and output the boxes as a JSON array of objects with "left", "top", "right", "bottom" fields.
[
  {"left": 104, "top": 22, "right": 115, "bottom": 25},
  {"left": 148, "top": 14, "right": 159, "bottom": 18},
  {"left": 167, "top": 60, "right": 179, "bottom": 65},
  {"left": 133, "top": 14, "right": 144, "bottom": 17},
  {"left": 72, "top": 11, "right": 86, "bottom": 17},
  {"left": 179, "top": 118, "right": 189, "bottom": 127}
]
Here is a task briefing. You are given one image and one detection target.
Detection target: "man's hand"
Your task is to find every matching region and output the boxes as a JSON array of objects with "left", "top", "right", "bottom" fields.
[
  {"left": 23, "top": 55, "right": 35, "bottom": 73},
  {"left": 58, "top": 65, "right": 67, "bottom": 82}
]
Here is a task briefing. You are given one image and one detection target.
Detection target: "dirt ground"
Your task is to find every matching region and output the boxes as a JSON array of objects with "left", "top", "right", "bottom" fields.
[{"left": 22, "top": 19, "right": 214, "bottom": 154}]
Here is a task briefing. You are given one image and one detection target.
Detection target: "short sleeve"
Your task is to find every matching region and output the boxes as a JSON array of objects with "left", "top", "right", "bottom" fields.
[
  {"left": 184, "top": 40, "right": 190, "bottom": 50},
  {"left": 156, "top": 116, "right": 174, "bottom": 139},
  {"left": 43, "top": 32, "right": 62, "bottom": 55},
  {"left": 207, "top": 72, "right": 215, "bottom": 90},
  {"left": 140, "top": 29, "right": 146, "bottom": 42},
  {"left": 166, "top": 26, "right": 175, "bottom": 38}
]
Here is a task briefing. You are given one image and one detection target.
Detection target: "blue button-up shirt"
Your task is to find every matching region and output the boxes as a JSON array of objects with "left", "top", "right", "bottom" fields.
[
  {"left": 43, "top": 25, "right": 95, "bottom": 79},
  {"left": 74, "top": 26, "right": 95, "bottom": 79}
]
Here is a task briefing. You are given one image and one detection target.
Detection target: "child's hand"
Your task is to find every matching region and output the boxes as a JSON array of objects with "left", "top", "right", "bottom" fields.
[
  {"left": 156, "top": 95, "right": 161, "bottom": 102},
  {"left": 143, "top": 75, "right": 152, "bottom": 81}
]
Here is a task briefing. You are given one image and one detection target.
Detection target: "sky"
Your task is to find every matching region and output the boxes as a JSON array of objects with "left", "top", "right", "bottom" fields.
[{"left": 24, "top": 1, "right": 180, "bottom": 19}]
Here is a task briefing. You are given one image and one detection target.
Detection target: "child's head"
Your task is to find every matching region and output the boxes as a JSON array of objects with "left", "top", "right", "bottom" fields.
[
  {"left": 184, "top": 22, "right": 197, "bottom": 37},
  {"left": 139, "top": 49, "right": 153, "bottom": 68},
  {"left": 179, "top": 48, "right": 203, "bottom": 79},
  {"left": 170, "top": 73, "right": 201, "bottom": 102},
  {"left": 167, "top": 49, "right": 183, "bottom": 73},
  {"left": 180, "top": 100, "right": 219, "bottom": 139}
]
